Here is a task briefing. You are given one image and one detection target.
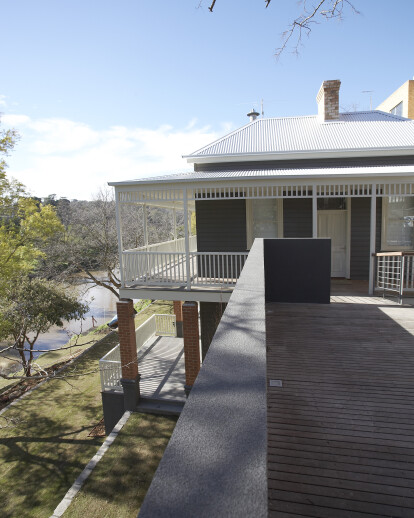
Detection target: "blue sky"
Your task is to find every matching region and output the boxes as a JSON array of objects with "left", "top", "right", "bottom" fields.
[{"left": 1, "top": 0, "right": 413, "bottom": 199}]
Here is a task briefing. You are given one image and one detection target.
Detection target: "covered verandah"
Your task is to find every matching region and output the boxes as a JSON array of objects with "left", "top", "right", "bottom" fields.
[{"left": 109, "top": 165, "right": 414, "bottom": 297}]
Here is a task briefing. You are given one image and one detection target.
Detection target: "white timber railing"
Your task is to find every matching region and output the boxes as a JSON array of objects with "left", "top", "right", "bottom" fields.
[
  {"left": 122, "top": 250, "right": 248, "bottom": 288},
  {"left": 99, "top": 344, "right": 122, "bottom": 391},
  {"left": 99, "top": 313, "right": 177, "bottom": 391},
  {"left": 124, "top": 235, "right": 197, "bottom": 254},
  {"left": 376, "top": 252, "right": 414, "bottom": 304}
]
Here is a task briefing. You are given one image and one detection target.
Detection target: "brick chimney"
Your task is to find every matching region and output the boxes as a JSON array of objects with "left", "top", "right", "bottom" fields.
[{"left": 316, "top": 80, "right": 341, "bottom": 121}]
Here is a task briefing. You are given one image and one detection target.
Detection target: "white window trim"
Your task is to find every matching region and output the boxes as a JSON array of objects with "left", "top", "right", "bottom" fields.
[
  {"left": 381, "top": 196, "right": 414, "bottom": 251},
  {"left": 246, "top": 199, "right": 283, "bottom": 249}
]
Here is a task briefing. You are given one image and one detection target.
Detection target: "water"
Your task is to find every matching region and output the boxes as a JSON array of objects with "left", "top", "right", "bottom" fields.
[{"left": 30, "top": 274, "right": 118, "bottom": 356}]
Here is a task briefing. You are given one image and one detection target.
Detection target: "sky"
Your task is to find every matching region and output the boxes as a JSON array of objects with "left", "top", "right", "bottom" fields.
[{"left": 1, "top": 0, "right": 413, "bottom": 200}]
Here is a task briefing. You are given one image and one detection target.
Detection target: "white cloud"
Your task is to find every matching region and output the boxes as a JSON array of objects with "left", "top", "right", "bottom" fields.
[
  {"left": 0, "top": 95, "right": 7, "bottom": 108},
  {"left": 2, "top": 114, "right": 30, "bottom": 125},
  {"left": 3, "top": 113, "right": 231, "bottom": 200}
]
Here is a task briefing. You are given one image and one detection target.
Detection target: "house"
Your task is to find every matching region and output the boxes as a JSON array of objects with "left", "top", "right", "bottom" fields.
[
  {"left": 104, "top": 79, "right": 414, "bottom": 423},
  {"left": 376, "top": 78, "right": 414, "bottom": 119},
  {"left": 100, "top": 79, "right": 414, "bottom": 516}
]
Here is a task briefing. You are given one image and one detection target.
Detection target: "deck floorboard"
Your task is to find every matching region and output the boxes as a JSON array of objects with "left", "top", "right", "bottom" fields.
[{"left": 266, "top": 296, "right": 414, "bottom": 517}]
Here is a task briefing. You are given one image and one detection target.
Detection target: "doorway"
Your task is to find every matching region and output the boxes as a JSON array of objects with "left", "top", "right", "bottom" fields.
[{"left": 318, "top": 210, "right": 347, "bottom": 277}]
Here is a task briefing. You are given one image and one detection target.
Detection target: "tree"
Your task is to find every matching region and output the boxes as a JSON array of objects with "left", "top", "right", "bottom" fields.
[
  {"left": 0, "top": 118, "right": 86, "bottom": 380},
  {"left": 0, "top": 118, "right": 64, "bottom": 286},
  {"left": 39, "top": 188, "right": 185, "bottom": 298},
  {"left": 0, "top": 196, "right": 65, "bottom": 284},
  {"left": 0, "top": 278, "right": 88, "bottom": 377},
  {"left": 0, "top": 123, "right": 19, "bottom": 182},
  {"left": 204, "top": 0, "right": 359, "bottom": 57},
  {"left": 40, "top": 189, "right": 122, "bottom": 297}
]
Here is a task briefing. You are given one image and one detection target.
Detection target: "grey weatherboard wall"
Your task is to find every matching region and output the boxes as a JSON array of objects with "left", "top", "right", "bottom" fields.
[
  {"left": 351, "top": 198, "right": 382, "bottom": 279},
  {"left": 194, "top": 156, "right": 414, "bottom": 172},
  {"left": 283, "top": 199, "right": 313, "bottom": 238},
  {"left": 195, "top": 199, "right": 247, "bottom": 252}
]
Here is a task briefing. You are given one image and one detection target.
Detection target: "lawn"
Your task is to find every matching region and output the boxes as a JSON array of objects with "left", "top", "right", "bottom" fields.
[
  {"left": 64, "top": 413, "right": 177, "bottom": 518},
  {"left": 0, "top": 300, "right": 174, "bottom": 518}
]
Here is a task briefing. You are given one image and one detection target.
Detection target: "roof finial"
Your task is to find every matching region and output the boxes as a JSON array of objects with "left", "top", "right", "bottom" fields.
[{"left": 247, "top": 108, "right": 260, "bottom": 122}]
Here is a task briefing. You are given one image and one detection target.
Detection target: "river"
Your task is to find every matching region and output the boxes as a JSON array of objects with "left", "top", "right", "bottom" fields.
[
  {"left": 32, "top": 276, "right": 119, "bottom": 354},
  {"left": 0, "top": 275, "right": 120, "bottom": 375}
]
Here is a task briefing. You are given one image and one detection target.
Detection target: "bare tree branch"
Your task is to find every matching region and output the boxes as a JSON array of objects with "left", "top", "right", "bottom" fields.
[
  {"left": 203, "top": 1, "right": 359, "bottom": 57},
  {"left": 276, "top": 0, "right": 359, "bottom": 58},
  {"left": 208, "top": 0, "right": 216, "bottom": 12}
]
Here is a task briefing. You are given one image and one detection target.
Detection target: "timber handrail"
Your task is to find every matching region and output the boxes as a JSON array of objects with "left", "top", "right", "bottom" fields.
[{"left": 375, "top": 251, "right": 414, "bottom": 257}]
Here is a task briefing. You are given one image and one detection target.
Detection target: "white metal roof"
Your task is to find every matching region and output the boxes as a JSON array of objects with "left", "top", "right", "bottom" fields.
[
  {"left": 184, "top": 112, "right": 414, "bottom": 161},
  {"left": 109, "top": 164, "right": 414, "bottom": 187}
]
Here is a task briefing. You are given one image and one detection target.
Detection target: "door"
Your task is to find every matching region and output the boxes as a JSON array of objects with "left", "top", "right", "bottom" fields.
[{"left": 318, "top": 210, "right": 347, "bottom": 277}]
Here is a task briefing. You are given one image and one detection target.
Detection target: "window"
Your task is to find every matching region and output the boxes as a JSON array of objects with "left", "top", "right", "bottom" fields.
[
  {"left": 317, "top": 197, "right": 347, "bottom": 210},
  {"left": 390, "top": 101, "right": 403, "bottom": 117},
  {"left": 382, "top": 196, "right": 414, "bottom": 249},
  {"left": 246, "top": 199, "right": 282, "bottom": 248}
]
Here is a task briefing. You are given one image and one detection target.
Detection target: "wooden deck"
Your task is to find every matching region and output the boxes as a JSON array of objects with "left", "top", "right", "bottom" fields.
[
  {"left": 266, "top": 296, "right": 414, "bottom": 517},
  {"left": 137, "top": 335, "right": 186, "bottom": 402}
]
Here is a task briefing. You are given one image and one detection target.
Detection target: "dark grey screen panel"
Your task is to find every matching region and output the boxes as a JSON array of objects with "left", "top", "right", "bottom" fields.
[
  {"left": 264, "top": 239, "right": 331, "bottom": 303},
  {"left": 350, "top": 197, "right": 382, "bottom": 280},
  {"left": 195, "top": 199, "right": 247, "bottom": 252},
  {"left": 283, "top": 199, "right": 312, "bottom": 238}
]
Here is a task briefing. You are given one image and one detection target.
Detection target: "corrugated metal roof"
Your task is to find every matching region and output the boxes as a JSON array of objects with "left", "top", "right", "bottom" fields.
[
  {"left": 185, "top": 112, "right": 414, "bottom": 158},
  {"left": 109, "top": 164, "right": 414, "bottom": 186}
]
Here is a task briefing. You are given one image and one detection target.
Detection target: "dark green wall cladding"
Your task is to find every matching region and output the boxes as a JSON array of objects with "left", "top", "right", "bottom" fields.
[
  {"left": 350, "top": 197, "right": 382, "bottom": 280},
  {"left": 195, "top": 199, "right": 247, "bottom": 252},
  {"left": 283, "top": 199, "right": 313, "bottom": 238},
  {"left": 195, "top": 195, "right": 382, "bottom": 281}
]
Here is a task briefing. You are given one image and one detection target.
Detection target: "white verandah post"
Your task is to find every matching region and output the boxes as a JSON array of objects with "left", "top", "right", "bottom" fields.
[
  {"left": 312, "top": 185, "right": 318, "bottom": 238},
  {"left": 115, "top": 189, "right": 125, "bottom": 288},
  {"left": 368, "top": 184, "right": 377, "bottom": 295},
  {"left": 173, "top": 207, "right": 177, "bottom": 251},
  {"left": 183, "top": 188, "right": 191, "bottom": 290},
  {"left": 143, "top": 203, "right": 149, "bottom": 279},
  {"left": 143, "top": 203, "right": 148, "bottom": 249}
]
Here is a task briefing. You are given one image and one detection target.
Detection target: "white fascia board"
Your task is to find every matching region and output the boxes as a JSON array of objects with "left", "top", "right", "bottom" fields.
[
  {"left": 108, "top": 175, "right": 414, "bottom": 199},
  {"left": 110, "top": 171, "right": 414, "bottom": 192},
  {"left": 119, "top": 287, "right": 232, "bottom": 303},
  {"left": 185, "top": 147, "right": 414, "bottom": 164}
]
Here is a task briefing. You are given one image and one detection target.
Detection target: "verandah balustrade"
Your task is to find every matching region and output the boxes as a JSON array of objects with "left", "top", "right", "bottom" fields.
[
  {"left": 122, "top": 249, "right": 248, "bottom": 288},
  {"left": 376, "top": 252, "right": 414, "bottom": 303}
]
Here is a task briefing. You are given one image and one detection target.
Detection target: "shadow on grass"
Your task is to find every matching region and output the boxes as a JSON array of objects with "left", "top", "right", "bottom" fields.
[
  {"left": 0, "top": 302, "right": 174, "bottom": 518},
  {"left": 0, "top": 331, "right": 120, "bottom": 518},
  {"left": 64, "top": 413, "right": 177, "bottom": 518}
]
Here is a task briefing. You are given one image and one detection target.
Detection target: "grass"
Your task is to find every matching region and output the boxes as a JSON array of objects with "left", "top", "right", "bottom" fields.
[
  {"left": 64, "top": 413, "right": 177, "bottom": 518},
  {"left": 0, "top": 300, "right": 174, "bottom": 518},
  {"left": 0, "top": 299, "right": 168, "bottom": 394},
  {"left": 0, "top": 330, "right": 110, "bottom": 393}
]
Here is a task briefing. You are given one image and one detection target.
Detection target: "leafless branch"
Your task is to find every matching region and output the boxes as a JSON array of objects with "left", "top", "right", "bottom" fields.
[
  {"left": 0, "top": 355, "right": 138, "bottom": 382},
  {"left": 0, "top": 336, "right": 97, "bottom": 355},
  {"left": 275, "top": 0, "right": 359, "bottom": 58},
  {"left": 208, "top": 0, "right": 216, "bottom": 12},
  {"left": 203, "top": 1, "right": 359, "bottom": 57}
]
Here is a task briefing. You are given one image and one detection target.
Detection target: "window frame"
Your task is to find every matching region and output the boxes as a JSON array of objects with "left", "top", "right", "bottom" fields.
[
  {"left": 381, "top": 196, "right": 414, "bottom": 251},
  {"left": 246, "top": 199, "right": 283, "bottom": 249}
]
